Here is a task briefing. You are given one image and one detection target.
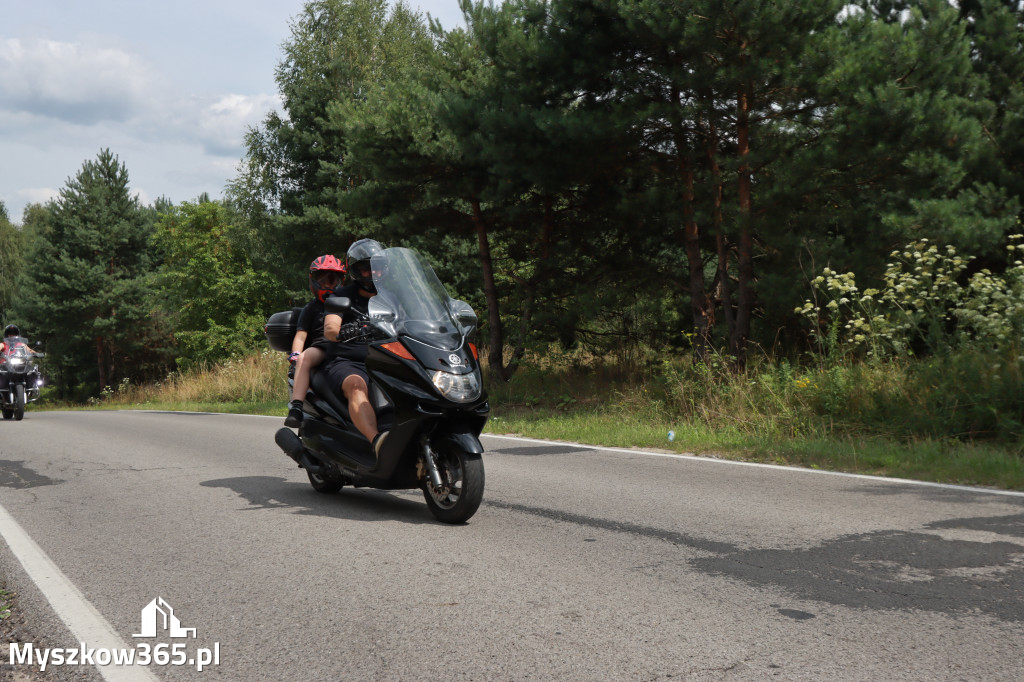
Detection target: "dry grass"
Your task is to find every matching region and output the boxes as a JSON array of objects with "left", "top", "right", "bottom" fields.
[
  {"left": 101, "top": 349, "right": 289, "bottom": 409},
  {"left": 85, "top": 343, "right": 1024, "bottom": 490}
]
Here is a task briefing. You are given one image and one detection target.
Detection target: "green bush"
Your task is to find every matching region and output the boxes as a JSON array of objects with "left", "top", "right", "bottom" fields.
[{"left": 891, "top": 350, "right": 1024, "bottom": 442}]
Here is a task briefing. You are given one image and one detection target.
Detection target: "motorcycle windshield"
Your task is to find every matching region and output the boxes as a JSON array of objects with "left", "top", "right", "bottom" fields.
[
  {"left": 2, "top": 338, "right": 29, "bottom": 358},
  {"left": 2, "top": 341, "right": 30, "bottom": 373},
  {"left": 370, "top": 248, "right": 465, "bottom": 351}
]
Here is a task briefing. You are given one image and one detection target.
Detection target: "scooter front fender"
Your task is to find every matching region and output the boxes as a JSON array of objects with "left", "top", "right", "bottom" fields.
[{"left": 436, "top": 431, "right": 484, "bottom": 455}]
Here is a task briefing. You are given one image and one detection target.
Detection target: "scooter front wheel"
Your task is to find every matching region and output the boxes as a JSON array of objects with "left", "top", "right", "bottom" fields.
[{"left": 423, "top": 448, "right": 484, "bottom": 524}]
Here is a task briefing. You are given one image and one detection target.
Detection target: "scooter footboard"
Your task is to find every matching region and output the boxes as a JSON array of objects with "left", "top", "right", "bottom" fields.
[{"left": 302, "top": 417, "right": 376, "bottom": 470}]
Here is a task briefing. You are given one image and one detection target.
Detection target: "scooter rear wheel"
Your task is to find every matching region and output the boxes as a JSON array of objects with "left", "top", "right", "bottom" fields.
[
  {"left": 307, "top": 469, "right": 343, "bottom": 494},
  {"left": 423, "top": 448, "right": 484, "bottom": 524}
]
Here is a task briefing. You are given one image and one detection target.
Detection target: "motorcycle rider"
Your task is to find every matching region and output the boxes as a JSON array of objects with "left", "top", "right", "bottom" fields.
[
  {"left": 322, "top": 238, "right": 389, "bottom": 456},
  {"left": 285, "top": 255, "right": 347, "bottom": 428},
  {"left": 0, "top": 325, "right": 37, "bottom": 356},
  {"left": 0, "top": 325, "right": 39, "bottom": 394}
]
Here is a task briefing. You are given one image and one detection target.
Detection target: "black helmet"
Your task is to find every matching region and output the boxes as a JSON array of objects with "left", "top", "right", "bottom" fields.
[
  {"left": 3, "top": 324, "right": 19, "bottom": 338},
  {"left": 346, "top": 238, "right": 385, "bottom": 293}
]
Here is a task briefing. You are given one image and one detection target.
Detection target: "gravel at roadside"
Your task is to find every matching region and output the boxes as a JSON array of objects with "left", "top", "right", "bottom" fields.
[{"left": 0, "top": 584, "right": 56, "bottom": 681}]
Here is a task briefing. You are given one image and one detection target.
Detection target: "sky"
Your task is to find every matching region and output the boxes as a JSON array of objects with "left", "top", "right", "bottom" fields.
[{"left": 1, "top": 0, "right": 467, "bottom": 224}]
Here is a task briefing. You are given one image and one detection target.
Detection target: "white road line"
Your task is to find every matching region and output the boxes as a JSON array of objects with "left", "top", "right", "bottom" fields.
[
  {"left": 0, "top": 503, "right": 160, "bottom": 681},
  {"left": 133, "top": 410, "right": 1024, "bottom": 499},
  {"left": 480, "top": 433, "right": 1024, "bottom": 499}
]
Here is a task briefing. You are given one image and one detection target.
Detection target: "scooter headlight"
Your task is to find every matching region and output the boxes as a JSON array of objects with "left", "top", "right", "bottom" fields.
[
  {"left": 10, "top": 358, "right": 25, "bottom": 368},
  {"left": 431, "top": 369, "right": 481, "bottom": 403}
]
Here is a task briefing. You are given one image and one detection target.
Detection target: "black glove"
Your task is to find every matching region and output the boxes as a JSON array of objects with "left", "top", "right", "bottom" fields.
[{"left": 337, "top": 322, "right": 369, "bottom": 342}]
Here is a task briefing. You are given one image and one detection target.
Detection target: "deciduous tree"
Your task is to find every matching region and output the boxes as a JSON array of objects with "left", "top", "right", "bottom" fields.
[
  {"left": 154, "top": 200, "right": 286, "bottom": 365},
  {"left": 0, "top": 202, "right": 23, "bottom": 319},
  {"left": 232, "top": 0, "right": 433, "bottom": 270}
]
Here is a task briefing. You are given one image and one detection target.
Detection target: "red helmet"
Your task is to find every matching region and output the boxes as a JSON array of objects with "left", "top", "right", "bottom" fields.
[{"left": 308, "top": 255, "right": 346, "bottom": 303}]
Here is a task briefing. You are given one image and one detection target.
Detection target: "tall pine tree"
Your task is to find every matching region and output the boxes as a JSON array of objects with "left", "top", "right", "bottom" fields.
[
  {"left": 340, "top": 0, "right": 635, "bottom": 379},
  {"left": 14, "top": 149, "right": 170, "bottom": 395}
]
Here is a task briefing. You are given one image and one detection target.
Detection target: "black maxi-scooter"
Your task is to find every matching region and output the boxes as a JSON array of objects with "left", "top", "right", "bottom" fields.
[{"left": 265, "top": 247, "right": 489, "bottom": 523}]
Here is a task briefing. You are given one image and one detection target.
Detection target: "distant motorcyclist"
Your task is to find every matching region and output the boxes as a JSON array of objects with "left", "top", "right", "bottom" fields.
[
  {"left": 0, "top": 325, "right": 37, "bottom": 355},
  {"left": 0, "top": 325, "right": 40, "bottom": 397},
  {"left": 322, "top": 238, "right": 389, "bottom": 455}
]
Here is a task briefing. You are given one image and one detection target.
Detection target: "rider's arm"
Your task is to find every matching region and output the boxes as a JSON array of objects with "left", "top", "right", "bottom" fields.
[
  {"left": 291, "top": 331, "right": 308, "bottom": 354},
  {"left": 291, "top": 301, "right": 316, "bottom": 358},
  {"left": 324, "top": 314, "right": 342, "bottom": 342}
]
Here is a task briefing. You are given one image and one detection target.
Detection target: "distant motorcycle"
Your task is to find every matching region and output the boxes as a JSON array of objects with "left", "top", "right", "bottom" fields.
[
  {"left": 265, "top": 247, "right": 489, "bottom": 523},
  {"left": 0, "top": 337, "right": 44, "bottom": 420}
]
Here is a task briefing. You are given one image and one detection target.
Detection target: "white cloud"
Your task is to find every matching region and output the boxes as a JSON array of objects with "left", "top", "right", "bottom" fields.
[
  {"left": 193, "top": 92, "right": 283, "bottom": 155},
  {"left": 0, "top": 38, "right": 157, "bottom": 125},
  {"left": 15, "top": 187, "right": 60, "bottom": 206},
  {"left": 133, "top": 188, "right": 154, "bottom": 207},
  {"left": 0, "top": 37, "right": 281, "bottom": 155},
  {"left": 0, "top": 0, "right": 465, "bottom": 222},
  {"left": 0, "top": 35, "right": 286, "bottom": 220}
]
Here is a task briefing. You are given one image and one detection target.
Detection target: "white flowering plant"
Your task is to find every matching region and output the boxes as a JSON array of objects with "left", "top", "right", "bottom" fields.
[
  {"left": 954, "top": 238, "right": 1024, "bottom": 346},
  {"left": 797, "top": 235, "right": 1024, "bottom": 358}
]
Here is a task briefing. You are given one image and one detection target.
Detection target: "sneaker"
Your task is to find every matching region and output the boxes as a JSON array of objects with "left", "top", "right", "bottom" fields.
[
  {"left": 372, "top": 430, "right": 389, "bottom": 456},
  {"left": 284, "top": 401, "right": 304, "bottom": 428}
]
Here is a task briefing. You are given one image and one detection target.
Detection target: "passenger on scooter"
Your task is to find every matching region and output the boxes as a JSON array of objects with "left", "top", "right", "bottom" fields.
[
  {"left": 285, "top": 255, "right": 347, "bottom": 427},
  {"left": 322, "top": 238, "right": 389, "bottom": 456}
]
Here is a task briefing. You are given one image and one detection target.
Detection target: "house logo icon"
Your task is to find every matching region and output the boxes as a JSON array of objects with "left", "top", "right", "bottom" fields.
[{"left": 132, "top": 597, "right": 197, "bottom": 639}]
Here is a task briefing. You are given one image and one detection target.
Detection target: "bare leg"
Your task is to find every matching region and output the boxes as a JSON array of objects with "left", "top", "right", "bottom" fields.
[
  {"left": 291, "top": 347, "right": 325, "bottom": 401},
  {"left": 342, "top": 374, "right": 379, "bottom": 443}
]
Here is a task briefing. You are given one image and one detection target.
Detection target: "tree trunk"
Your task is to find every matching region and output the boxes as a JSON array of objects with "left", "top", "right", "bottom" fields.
[
  {"left": 683, "top": 165, "right": 713, "bottom": 362},
  {"left": 708, "top": 118, "right": 734, "bottom": 339},
  {"left": 672, "top": 87, "right": 711, "bottom": 363},
  {"left": 471, "top": 199, "right": 513, "bottom": 382},
  {"left": 505, "top": 198, "right": 557, "bottom": 376},
  {"left": 95, "top": 336, "right": 108, "bottom": 391},
  {"left": 730, "top": 79, "right": 755, "bottom": 365}
]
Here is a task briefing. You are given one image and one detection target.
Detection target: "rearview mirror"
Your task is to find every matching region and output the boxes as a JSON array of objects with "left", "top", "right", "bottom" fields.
[
  {"left": 449, "top": 299, "right": 477, "bottom": 327},
  {"left": 324, "top": 296, "right": 351, "bottom": 315}
]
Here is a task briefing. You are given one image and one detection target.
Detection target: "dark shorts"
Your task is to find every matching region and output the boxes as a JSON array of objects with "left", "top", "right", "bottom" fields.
[{"left": 324, "top": 358, "right": 369, "bottom": 393}]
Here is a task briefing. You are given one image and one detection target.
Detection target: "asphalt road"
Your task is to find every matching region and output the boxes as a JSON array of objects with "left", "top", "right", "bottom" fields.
[{"left": 1, "top": 410, "right": 1022, "bottom": 681}]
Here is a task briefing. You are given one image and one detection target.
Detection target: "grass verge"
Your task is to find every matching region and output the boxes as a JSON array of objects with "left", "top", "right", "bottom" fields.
[
  {"left": 49, "top": 346, "right": 1024, "bottom": 492},
  {"left": 490, "top": 407, "right": 1024, "bottom": 490}
]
